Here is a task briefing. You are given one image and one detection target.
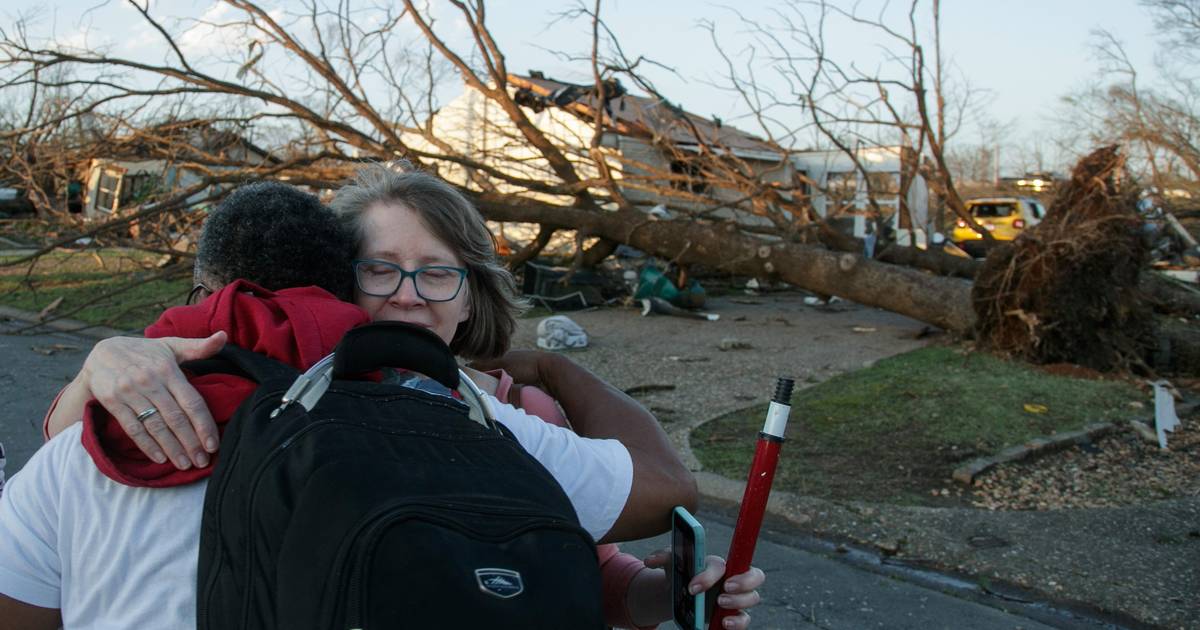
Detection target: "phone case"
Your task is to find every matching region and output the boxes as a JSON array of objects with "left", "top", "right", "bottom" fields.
[{"left": 672, "top": 506, "right": 706, "bottom": 630}]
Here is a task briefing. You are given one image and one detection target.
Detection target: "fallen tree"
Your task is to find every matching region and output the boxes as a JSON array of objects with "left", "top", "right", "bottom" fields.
[{"left": 475, "top": 193, "right": 977, "bottom": 333}]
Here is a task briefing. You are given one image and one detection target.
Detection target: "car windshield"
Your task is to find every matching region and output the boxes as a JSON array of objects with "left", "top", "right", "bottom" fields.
[{"left": 971, "top": 203, "right": 1016, "bottom": 218}]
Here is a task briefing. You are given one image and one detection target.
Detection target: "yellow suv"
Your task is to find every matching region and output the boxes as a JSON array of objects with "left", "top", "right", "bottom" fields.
[{"left": 951, "top": 197, "right": 1046, "bottom": 257}]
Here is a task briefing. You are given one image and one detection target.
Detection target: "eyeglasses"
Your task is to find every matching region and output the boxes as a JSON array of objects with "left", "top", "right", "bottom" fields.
[
  {"left": 186, "top": 283, "right": 212, "bottom": 306},
  {"left": 352, "top": 259, "right": 468, "bottom": 302}
]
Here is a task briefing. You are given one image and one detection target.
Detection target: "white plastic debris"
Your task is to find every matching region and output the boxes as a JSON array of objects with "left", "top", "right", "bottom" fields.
[
  {"left": 1151, "top": 380, "right": 1181, "bottom": 449},
  {"left": 640, "top": 297, "right": 719, "bottom": 321},
  {"left": 646, "top": 204, "right": 670, "bottom": 220},
  {"left": 537, "top": 315, "right": 589, "bottom": 351}
]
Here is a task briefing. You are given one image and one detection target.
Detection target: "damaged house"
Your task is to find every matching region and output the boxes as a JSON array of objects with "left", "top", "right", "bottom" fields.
[
  {"left": 82, "top": 120, "right": 276, "bottom": 217},
  {"left": 408, "top": 71, "right": 796, "bottom": 234},
  {"left": 410, "top": 72, "right": 932, "bottom": 250}
]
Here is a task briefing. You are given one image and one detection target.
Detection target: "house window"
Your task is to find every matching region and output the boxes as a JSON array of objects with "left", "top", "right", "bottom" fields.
[
  {"left": 866, "top": 172, "right": 899, "bottom": 195},
  {"left": 865, "top": 171, "right": 900, "bottom": 208},
  {"left": 119, "top": 173, "right": 156, "bottom": 207},
  {"left": 669, "top": 158, "right": 710, "bottom": 195},
  {"left": 95, "top": 170, "right": 122, "bottom": 213},
  {"left": 825, "top": 171, "right": 858, "bottom": 213}
]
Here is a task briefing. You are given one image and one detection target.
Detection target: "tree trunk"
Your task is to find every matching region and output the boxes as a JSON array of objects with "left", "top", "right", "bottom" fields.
[{"left": 474, "top": 194, "right": 976, "bottom": 333}]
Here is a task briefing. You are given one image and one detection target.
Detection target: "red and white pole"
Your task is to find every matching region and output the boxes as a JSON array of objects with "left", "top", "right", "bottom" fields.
[{"left": 708, "top": 377, "right": 793, "bottom": 630}]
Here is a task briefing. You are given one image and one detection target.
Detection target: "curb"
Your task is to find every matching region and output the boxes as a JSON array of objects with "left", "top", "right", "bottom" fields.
[{"left": 0, "top": 305, "right": 131, "bottom": 340}]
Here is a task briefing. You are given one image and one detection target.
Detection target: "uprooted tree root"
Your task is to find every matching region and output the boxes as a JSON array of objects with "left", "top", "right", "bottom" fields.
[{"left": 972, "top": 146, "right": 1155, "bottom": 372}]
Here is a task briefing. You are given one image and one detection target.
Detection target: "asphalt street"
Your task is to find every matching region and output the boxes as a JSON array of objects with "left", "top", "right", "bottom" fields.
[{"left": 0, "top": 319, "right": 1125, "bottom": 629}]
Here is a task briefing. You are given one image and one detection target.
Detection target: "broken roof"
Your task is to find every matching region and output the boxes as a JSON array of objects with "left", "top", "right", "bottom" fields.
[
  {"left": 100, "top": 119, "right": 278, "bottom": 164},
  {"left": 507, "top": 73, "right": 781, "bottom": 160}
]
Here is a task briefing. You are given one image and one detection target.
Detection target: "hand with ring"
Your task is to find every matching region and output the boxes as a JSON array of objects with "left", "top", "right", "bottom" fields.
[{"left": 46, "top": 332, "right": 227, "bottom": 469}]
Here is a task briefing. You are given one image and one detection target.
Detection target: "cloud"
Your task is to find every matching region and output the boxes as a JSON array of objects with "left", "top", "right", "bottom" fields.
[{"left": 178, "top": 1, "right": 249, "bottom": 57}]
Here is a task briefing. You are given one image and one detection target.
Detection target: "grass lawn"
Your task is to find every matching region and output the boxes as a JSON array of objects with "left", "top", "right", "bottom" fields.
[
  {"left": 0, "top": 248, "right": 191, "bottom": 331},
  {"left": 692, "top": 345, "right": 1145, "bottom": 506}
]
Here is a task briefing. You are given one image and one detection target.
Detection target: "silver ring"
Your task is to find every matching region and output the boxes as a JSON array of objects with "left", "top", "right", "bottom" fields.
[{"left": 135, "top": 407, "right": 159, "bottom": 422}]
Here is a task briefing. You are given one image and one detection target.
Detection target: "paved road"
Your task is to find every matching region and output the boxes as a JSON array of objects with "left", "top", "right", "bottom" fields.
[
  {"left": 0, "top": 321, "right": 1124, "bottom": 629},
  {"left": 0, "top": 320, "right": 91, "bottom": 473}
]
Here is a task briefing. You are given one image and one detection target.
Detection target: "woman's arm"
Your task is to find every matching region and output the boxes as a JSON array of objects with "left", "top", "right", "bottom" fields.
[
  {"left": 45, "top": 333, "right": 226, "bottom": 469},
  {"left": 471, "top": 350, "right": 697, "bottom": 542}
]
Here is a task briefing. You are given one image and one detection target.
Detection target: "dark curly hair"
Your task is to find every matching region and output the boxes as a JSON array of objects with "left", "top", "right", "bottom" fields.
[{"left": 195, "top": 181, "right": 354, "bottom": 300}]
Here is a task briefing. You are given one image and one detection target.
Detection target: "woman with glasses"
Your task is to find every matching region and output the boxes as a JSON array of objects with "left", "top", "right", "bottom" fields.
[{"left": 43, "top": 164, "right": 765, "bottom": 629}]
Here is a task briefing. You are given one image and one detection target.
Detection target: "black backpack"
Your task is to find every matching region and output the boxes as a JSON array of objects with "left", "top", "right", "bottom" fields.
[{"left": 194, "top": 322, "right": 604, "bottom": 629}]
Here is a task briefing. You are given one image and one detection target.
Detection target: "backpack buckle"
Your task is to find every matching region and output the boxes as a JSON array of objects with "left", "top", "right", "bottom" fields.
[{"left": 270, "top": 354, "right": 335, "bottom": 418}]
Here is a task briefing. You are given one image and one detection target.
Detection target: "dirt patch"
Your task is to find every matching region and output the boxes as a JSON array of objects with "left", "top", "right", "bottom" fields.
[
  {"left": 508, "top": 293, "right": 933, "bottom": 442},
  {"left": 1040, "top": 362, "right": 1108, "bottom": 380}
]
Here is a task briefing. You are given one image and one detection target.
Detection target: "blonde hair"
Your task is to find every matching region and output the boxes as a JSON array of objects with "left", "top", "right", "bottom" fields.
[{"left": 330, "top": 162, "right": 525, "bottom": 359}]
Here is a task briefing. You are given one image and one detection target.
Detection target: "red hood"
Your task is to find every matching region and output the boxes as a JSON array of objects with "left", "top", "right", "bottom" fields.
[{"left": 83, "top": 280, "right": 372, "bottom": 487}]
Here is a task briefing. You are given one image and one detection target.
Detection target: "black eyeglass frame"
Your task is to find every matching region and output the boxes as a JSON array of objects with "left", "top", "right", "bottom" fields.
[
  {"left": 186, "top": 283, "right": 212, "bottom": 306},
  {"left": 352, "top": 259, "right": 469, "bottom": 303}
]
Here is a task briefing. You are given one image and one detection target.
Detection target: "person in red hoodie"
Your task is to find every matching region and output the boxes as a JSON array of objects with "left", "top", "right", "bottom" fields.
[{"left": 0, "top": 182, "right": 681, "bottom": 628}]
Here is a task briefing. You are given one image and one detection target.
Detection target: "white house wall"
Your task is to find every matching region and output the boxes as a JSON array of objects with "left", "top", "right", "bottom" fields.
[
  {"left": 791, "top": 147, "right": 932, "bottom": 243},
  {"left": 409, "top": 84, "right": 791, "bottom": 230}
]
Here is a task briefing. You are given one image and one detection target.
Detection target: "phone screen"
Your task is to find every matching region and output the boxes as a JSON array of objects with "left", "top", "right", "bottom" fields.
[{"left": 671, "top": 507, "right": 705, "bottom": 630}]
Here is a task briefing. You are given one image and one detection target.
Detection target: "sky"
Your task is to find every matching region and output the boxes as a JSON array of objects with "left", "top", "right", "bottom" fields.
[{"left": 3, "top": 1, "right": 1165, "bottom": 173}]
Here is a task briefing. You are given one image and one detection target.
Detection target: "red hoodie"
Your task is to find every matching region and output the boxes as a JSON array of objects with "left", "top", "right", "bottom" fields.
[{"left": 82, "top": 280, "right": 372, "bottom": 487}]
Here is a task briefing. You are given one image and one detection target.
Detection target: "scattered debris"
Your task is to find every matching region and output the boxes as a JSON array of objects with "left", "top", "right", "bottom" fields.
[
  {"left": 851, "top": 326, "right": 876, "bottom": 333},
  {"left": 875, "top": 539, "right": 903, "bottom": 555},
  {"left": 966, "top": 534, "right": 1010, "bottom": 549},
  {"left": 1151, "top": 380, "right": 1181, "bottom": 449},
  {"left": 770, "top": 316, "right": 792, "bottom": 326},
  {"left": 972, "top": 418, "right": 1199, "bottom": 510},
  {"left": 667, "top": 356, "right": 710, "bottom": 363},
  {"left": 624, "top": 384, "right": 676, "bottom": 396},
  {"left": 729, "top": 298, "right": 763, "bottom": 305},
  {"left": 522, "top": 262, "right": 607, "bottom": 311},
  {"left": 640, "top": 297, "right": 718, "bottom": 321},
  {"left": 37, "top": 296, "right": 64, "bottom": 321},
  {"left": 634, "top": 267, "right": 706, "bottom": 309},
  {"left": 29, "top": 343, "right": 80, "bottom": 356},
  {"left": 718, "top": 338, "right": 753, "bottom": 351},
  {"left": 1164, "top": 212, "right": 1199, "bottom": 249},
  {"left": 536, "top": 315, "right": 588, "bottom": 351},
  {"left": 1023, "top": 403, "right": 1048, "bottom": 414},
  {"left": 1129, "top": 419, "right": 1159, "bottom": 444}
]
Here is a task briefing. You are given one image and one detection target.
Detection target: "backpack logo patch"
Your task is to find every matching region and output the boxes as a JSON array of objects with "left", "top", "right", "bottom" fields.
[{"left": 475, "top": 568, "right": 524, "bottom": 599}]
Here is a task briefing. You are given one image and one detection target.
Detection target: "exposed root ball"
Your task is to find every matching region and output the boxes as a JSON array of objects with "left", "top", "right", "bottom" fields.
[{"left": 972, "top": 146, "right": 1154, "bottom": 371}]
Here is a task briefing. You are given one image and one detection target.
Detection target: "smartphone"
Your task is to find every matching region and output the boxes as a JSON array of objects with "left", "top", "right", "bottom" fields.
[{"left": 671, "top": 506, "right": 706, "bottom": 630}]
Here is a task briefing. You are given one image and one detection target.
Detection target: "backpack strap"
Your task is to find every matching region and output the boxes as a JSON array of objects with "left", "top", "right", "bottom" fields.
[
  {"left": 182, "top": 344, "right": 299, "bottom": 384},
  {"left": 332, "top": 321, "right": 458, "bottom": 389}
]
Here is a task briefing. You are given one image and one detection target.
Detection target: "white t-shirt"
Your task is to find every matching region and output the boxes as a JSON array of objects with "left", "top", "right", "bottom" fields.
[{"left": 0, "top": 396, "right": 632, "bottom": 628}]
